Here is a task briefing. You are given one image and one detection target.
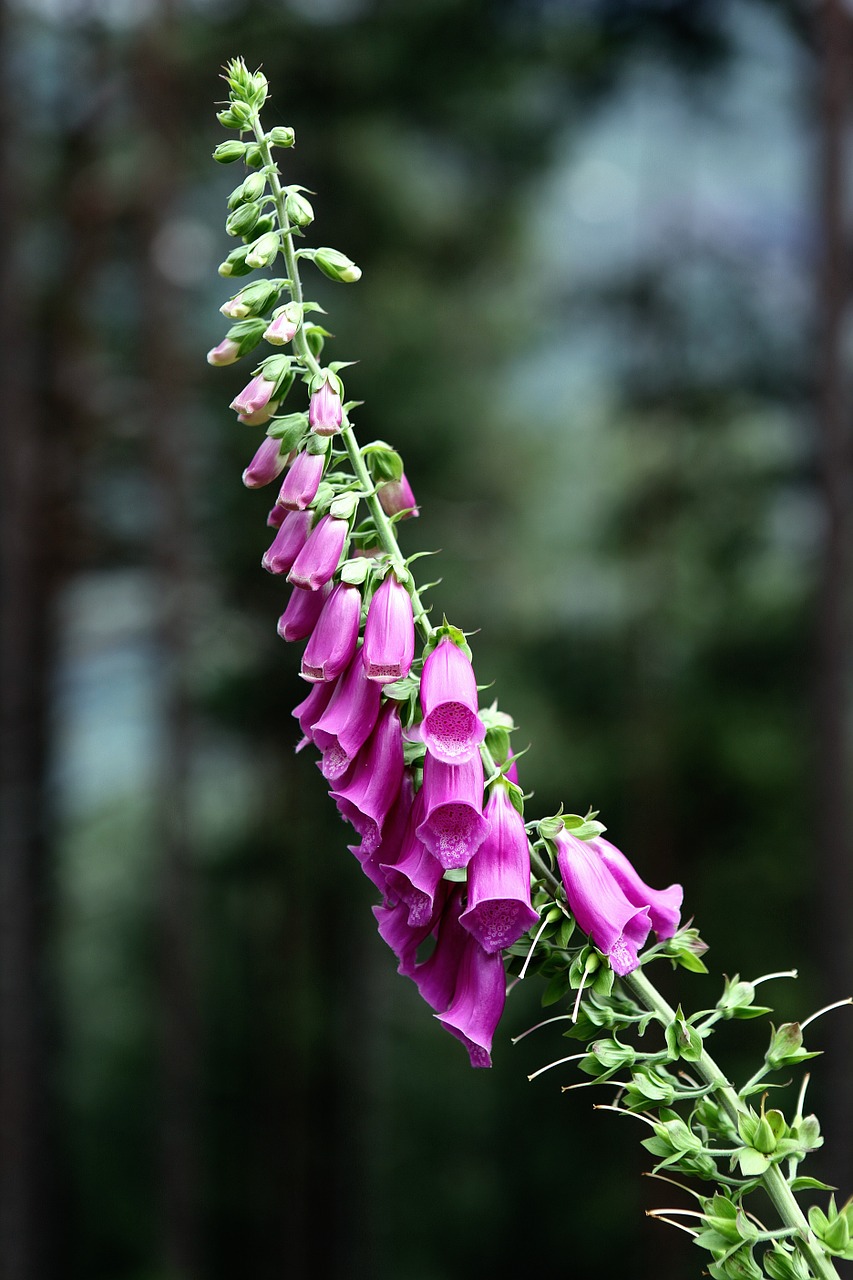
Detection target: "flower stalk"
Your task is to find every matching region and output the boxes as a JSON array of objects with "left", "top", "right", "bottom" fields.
[{"left": 209, "top": 60, "right": 850, "bottom": 1280}]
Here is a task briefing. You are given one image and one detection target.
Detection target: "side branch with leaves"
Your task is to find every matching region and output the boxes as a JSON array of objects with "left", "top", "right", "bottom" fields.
[{"left": 207, "top": 59, "right": 852, "bottom": 1280}]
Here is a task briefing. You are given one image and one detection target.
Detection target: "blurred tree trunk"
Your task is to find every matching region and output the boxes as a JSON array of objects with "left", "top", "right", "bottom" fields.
[
  {"left": 814, "top": 0, "right": 853, "bottom": 1187},
  {"left": 134, "top": 16, "right": 202, "bottom": 1278},
  {"left": 0, "top": 3, "right": 53, "bottom": 1272}
]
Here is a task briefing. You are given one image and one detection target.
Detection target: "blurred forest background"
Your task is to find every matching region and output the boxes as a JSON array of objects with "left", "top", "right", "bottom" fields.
[{"left": 2, "top": 0, "right": 853, "bottom": 1277}]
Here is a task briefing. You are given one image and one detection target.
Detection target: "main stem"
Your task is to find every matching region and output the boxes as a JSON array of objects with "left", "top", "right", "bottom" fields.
[
  {"left": 624, "top": 969, "right": 840, "bottom": 1280},
  {"left": 252, "top": 115, "right": 434, "bottom": 643}
]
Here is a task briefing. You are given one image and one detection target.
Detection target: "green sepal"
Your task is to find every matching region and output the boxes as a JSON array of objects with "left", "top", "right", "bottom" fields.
[
  {"left": 339, "top": 558, "right": 371, "bottom": 587},
  {"left": 665, "top": 1005, "right": 704, "bottom": 1062},
  {"left": 716, "top": 975, "right": 772, "bottom": 1021},
  {"left": 244, "top": 142, "right": 263, "bottom": 168},
  {"left": 305, "top": 432, "right": 330, "bottom": 457},
  {"left": 659, "top": 928, "right": 710, "bottom": 974},
  {"left": 560, "top": 812, "right": 607, "bottom": 842},
  {"left": 554, "top": 915, "right": 575, "bottom": 949},
  {"left": 735, "top": 1148, "right": 770, "bottom": 1177},
  {"left": 790, "top": 1176, "right": 835, "bottom": 1192},
  {"left": 226, "top": 201, "right": 261, "bottom": 238},
  {"left": 421, "top": 619, "right": 472, "bottom": 662},
  {"left": 443, "top": 867, "right": 468, "bottom": 884},
  {"left": 218, "top": 245, "right": 252, "bottom": 277},
  {"left": 765, "top": 1022, "right": 821, "bottom": 1071},
  {"left": 764, "top": 1245, "right": 813, "bottom": 1280},
  {"left": 266, "top": 412, "right": 308, "bottom": 450},
  {"left": 362, "top": 441, "right": 404, "bottom": 484},
  {"left": 225, "top": 317, "right": 267, "bottom": 357},
  {"left": 245, "top": 231, "right": 279, "bottom": 269},
  {"left": 329, "top": 493, "right": 359, "bottom": 521}
]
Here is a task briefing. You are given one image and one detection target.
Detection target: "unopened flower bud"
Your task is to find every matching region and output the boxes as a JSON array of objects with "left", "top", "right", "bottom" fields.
[
  {"left": 308, "top": 372, "right": 343, "bottom": 437},
  {"left": 269, "top": 126, "right": 295, "bottom": 148},
  {"left": 221, "top": 280, "right": 282, "bottom": 320},
  {"left": 230, "top": 372, "right": 277, "bottom": 419},
  {"left": 245, "top": 231, "right": 279, "bottom": 270},
  {"left": 225, "top": 202, "right": 261, "bottom": 238},
  {"left": 263, "top": 304, "right": 301, "bottom": 346},
  {"left": 285, "top": 190, "right": 314, "bottom": 228},
  {"left": 218, "top": 245, "right": 251, "bottom": 277},
  {"left": 206, "top": 337, "right": 240, "bottom": 367},
  {"left": 313, "top": 246, "right": 362, "bottom": 284},
  {"left": 241, "top": 172, "right": 267, "bottom": 203},
  {"left": 213, "top": 140, "right": 246, "bottom": 163},
  {"left": 244, "top": 142, "right": 264, "bottom": 168},
  {"left": 242, "top": 436, "right": 287, "bottom": 489},
  {"left": 377, "top": 474, "right": 419, "bottom": 519}
]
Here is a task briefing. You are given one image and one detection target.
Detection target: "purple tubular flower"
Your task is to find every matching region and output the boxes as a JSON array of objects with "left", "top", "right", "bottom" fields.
[
  {"left": 420, "top": 638, "right": 485, "bottom": 764},
  {"left": 287, "top": 515, "right": 348, "bottom": 591},
  {"left": 262, "top": 509, "right": 312, "bottom": 575},
  {"left": 377, "top": 473, "right": 419, "bottom": 520},
  {"left": 237, "top": 403, "right": 279, "bottom": 426},
  {"left": 437, "top": 934, "right": 506, "bottom": 1069},
  {"left": 411, "top": 887, "right": 468, "bottom": 1011},
  {"left": 300, "top": 583, "right": 361, "bottom": 682},
  {"left": 230, "top": 372, "right": 277, "bottom": 418},
  {"left": 330, "top": 701, "right": 404, "bottom": 855},
  {"left": 242, "top": 436, "right": 288, "bottom": 489},
  {"left": 592, "top": 837, "right": 683, "bottom": 940},
  {"left": 276, "top": 582, "right": 330, "bottom": 643},
  {"left": 362, "top": 574, "right": 415, "bottom": 684},
  {"left": 555, "top": 831, "right": 652, "bottom": 976},
  {"left": 267, "top": 504, "right": 288, "bottom": 529},
  {"left": 308, "top": 374, "right": 343, "bottom": 437},
  {"left": 373, "top": 895, "right": 440, "bottom": 978},
  {"left": 355, "top": 770, "right": 414, "bottom": 894},
  {"left": 381, "top": 791, "right": 445, "bottom": 927},
  {"left": 459, "top": 783, "right": 539, "bottom": 953},
  {"left": 277, "top": 450, "right": 325, "bottom": 512},
  {"left": 292, "top": 677, "right": 337, "bottom": 750},
  {"left": 313, "top": 652, "right": 382, "bottom": 781},
  {"left": 263, "top": 309, "right": 299, "bottom": 345},
  {"left": 416, "top": 750, "right": 490, "bottom": 870}
]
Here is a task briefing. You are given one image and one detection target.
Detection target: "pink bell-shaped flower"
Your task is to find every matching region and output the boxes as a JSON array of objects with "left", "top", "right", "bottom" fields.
[
  {"left": 300, "top": 583, "right": 361, "bottom": 683},
  {"left": 460, "top": 782, "right": 539, "bottom": 953},
  {"left": 263, "top": 306, "right": 300, "bottom": 346},
  {"left": 416, "top": 750, "right": 490, "bottom": 870},
  {"left": 377, "top": 473, "right": 419, "bottom": 519},
  {"left": 276, "top": 582, "right": 330, "bottom": 643},
  {"left": 230, "top": 371, "right": 277, "bottom": 419},
  {"left": 420, "top": 637, "right": 485, "bottom": 764},
  {"left": 313, "top": 652, "right": 382, "bottom": 781},
  {"left": 262, "top": 509, "right": 312, "bottom": 575},
  {"left": 380, "top": 791, "right": 445, "bottom": 928},
  {"left": 330, "top": 701, "right": 404, "bottom": 855},
  {"left": 555, "top": 831, "right": 652, "bottom": 976},
  {"left": 362, "top": 574, "right": 415, "bottom": 684},
  {"left": 437, "top": 932, "right": 506, "bottom": 1069},
  {"left": 276, "top": 450, "right": 325, "bottom": 512},
  {"left": 308, "top": 372, "right": 343, "bottom": 437},
  {"left": 287, "top": 515, "right": 348, "bottom": 591},
  {"left": 291, "top": 678, "right": 338, "bottom": 750},
  {"left": 207, "top": 337, "right": 240, "bottom": 366},
  {"left": 592, "top": 837, "right": 683, "bottom": 940},
  {"left": 242, "top": 436, "right": 288, "bottom": 489}
]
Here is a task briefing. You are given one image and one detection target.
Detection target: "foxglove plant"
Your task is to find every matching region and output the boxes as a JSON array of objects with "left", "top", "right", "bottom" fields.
[{"left": 209, "top": 60, "right": 852, "bottom": 1280}]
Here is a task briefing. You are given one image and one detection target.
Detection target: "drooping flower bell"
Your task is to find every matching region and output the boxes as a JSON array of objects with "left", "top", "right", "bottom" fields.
[
  {"left": 276, "top": 582, "right": 330, "bottom": 643},
  {"left": 362, "top": 573, "right": 415, "bottom": 684},
  {"left": 420, "top": 637, "right": 485, "bottom": 764},
  {"left": 312, "top": 651, "right": 382, "bottom": 781},
  {"left": 276, "top": 449, "right": 325, "bottom": 512},
  {"left": 411, "top": 886, "right": 469, "bottom": 1012},
  {"left": 292, "top": 677, "right": 338, "bottom": 751},
  {"left": 554, "top": 830, "right": 652, "bottom": 977},
  {"left": 436, "top": 927, "right": 507, "bottom": 1069},
  {"left": 262, "top": 509, "right": 312, "bottom": 576},
  {"left": 381, "top": 791, "right": 445, "bottom": 928},
  {"left": 207, "top": 337, "right": 240, "bottom": 366},
  {"left": 373, "top": 892, "right": 441, "bottom": 979},
  {"left": 308, "top": 372, "right": 343, "bottom": 437},
  {"left": 263, "top": 304, "right": 300, "bottom": 346},
  {"left": 592, "top": 837, "right": 683, "bottom": 940},
  {"left": 460, "top": 782, "right": 538, "bottom": 953},
  {"left": 416, "top": 750, "right": 490, "bottom": 869},
  {"left": 230, "top": 371, "right": 278, "bottom": 421},
  {"left": 300, "top": 582, "right": 361, "bottom": 683},
  {"left": 287, "top": 515, "right": 348, "bottom": 590},
  {"left": 242, "top": 435, "right": 288, "bottom": 489},
  {"left": 354, "top": 770, "right": 414, "bottom": 895},
  {"left": 330, "top": 700, "right": 404, "bottom": 855}
]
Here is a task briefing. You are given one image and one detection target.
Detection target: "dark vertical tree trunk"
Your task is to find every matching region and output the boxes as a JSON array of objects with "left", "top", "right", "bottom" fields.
[
  {"left": 814, "top": 0, "right": 853, "bottom": 1188},
  {"left": 133, "top": 17, "right": 201, "bottom": 1278}
]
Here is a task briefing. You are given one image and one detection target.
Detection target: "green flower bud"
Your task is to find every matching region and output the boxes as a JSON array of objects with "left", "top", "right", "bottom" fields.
[
  {"left": 269, "top": 126, "right": 296, "bottom": 148},
  {"left": 216, "top": 108, "right": 245, "bottom": 130},
  {"left": 312, "top": 246, "right": 362, "bottom": 284},
  {"left": 213, "top": 140, "right": 247, "bottom": 163},
  {"left": 225, "top": 201, "right": 261, "bottom": 238},
  {"left": 285, "top": 190, "right": 314, "bottom": 227},
  {"left": 244, "top": 143, "right": 263, "bottom": 168},
  {"left": 229, "top": 101, "right": 253, "bottom": 126},
  {"left": 218, "top": 245, "right": 252, "bottom": 277},
  {"left": 224, "top": 318, "right": 267, "bottom": 358},
  {"left": 242, "top": 172, "right": 267, "bottom": 202},
  {"left": 245, "top": 232, "right": 279, "bottom": 270}
]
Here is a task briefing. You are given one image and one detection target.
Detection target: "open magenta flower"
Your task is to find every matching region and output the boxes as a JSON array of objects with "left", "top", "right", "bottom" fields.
[
  {"left": 330, "top": 700, "right": 404, "bottom": 854},
  {"left": 287, "top": 515, "right": 348, "bottom": 590},
  {"left": 291, "top": 677, "right": 337, "bottom": 750},
  {"left": 411, "top": 886, "right": 469, "bottom": 1011},
  {"left": 460, "top": 782, "right": 538, "bottom": 953},
  {"left": 354, "top": 770, "right": 414, "bottom": 894},
  {"left": 362, "top": 573, "right": 415, "bottom": 683},
  {"left": 416, "top": 750, "right": 490, "bottom": 869},
  {"left": 308, "top": 372, "right": 343, "bottom": 436},
  {"left": 301, "top": 582, "right": 361, "bottom": 682},
  {"left": 373, "top": 892, "right": 442, "bottom": 978},
  {"left": 555, "top": 830, "right": 652, "bottom": 976},
  {"left": 276, "top": 582, "right": 330, "bottom": 642},
  {"left": 262, "top": 509, "right": 312, "bottom": 575},
  {"left": 242, "top": 436, "right": 288, "bottom": 489},
  {"left": 381, "top": 791, "right": 445, "bottom": 927},
  {"left": 377, "top": 473, "right": 419, "bottom": 519},
  {"left": 277, "top": 450, "right": 325, "bottom": 512},
  {"left": 593, "top": 837, "right": 683, "bottom": 940},
  {"left": 436, "top": 932, "right": 506, "bottom": 1069},
  {"left": 420, "top": 637, "right": 485, "bottom": 764},
  {"left": 230, "top": 372, "right": 277, "bottom": 419},
  {"left": 312, "top": 651, "right": 382, "bottom": 781}
]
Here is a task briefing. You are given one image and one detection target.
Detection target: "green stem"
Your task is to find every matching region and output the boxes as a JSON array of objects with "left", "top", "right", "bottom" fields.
[
  {"left": 624, "top": 969, "right": 839, "bottom": 1280},
  {"left": 251, "top": 114, "right": 434, "bottom": 642}
]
